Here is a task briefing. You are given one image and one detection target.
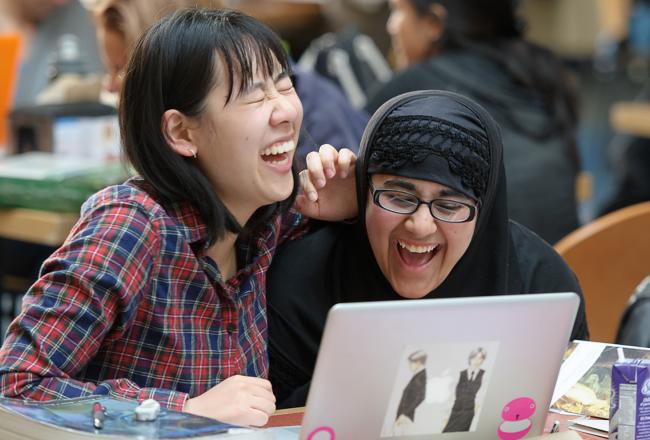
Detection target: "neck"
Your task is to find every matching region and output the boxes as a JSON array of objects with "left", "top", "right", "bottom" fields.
[
  {"left": 218, "top": 189, "right": 262, "bottom": 231},
  {"left": 207, "top": 232, "right": 239, "bottom": 280}
]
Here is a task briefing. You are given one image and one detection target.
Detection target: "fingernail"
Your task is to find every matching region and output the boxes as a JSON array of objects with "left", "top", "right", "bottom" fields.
[
  {"left": 326, "top": 168, "right": 335, "bottom": 178},
  {"left": 316, "top": 179, "right": 326, "bottom": 188},
  {"left": 308, "top": 191, "right": 318, "bottom": 202}
]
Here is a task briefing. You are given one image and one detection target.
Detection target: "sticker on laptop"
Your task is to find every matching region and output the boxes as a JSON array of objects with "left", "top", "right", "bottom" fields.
[
  {"left": 306, "top": 425, "right": 336, "bottom": 440},
  {"left": 497, "top": 397, "right": 536, "bottom": 440},
  {"left": 380, "top": 342, "right": 499, "bottom": 437}
]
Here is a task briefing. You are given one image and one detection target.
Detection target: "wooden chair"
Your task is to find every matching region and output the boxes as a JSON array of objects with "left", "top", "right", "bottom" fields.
[{"left": 554, "top": 201, "right": 650, "bottom": 343}]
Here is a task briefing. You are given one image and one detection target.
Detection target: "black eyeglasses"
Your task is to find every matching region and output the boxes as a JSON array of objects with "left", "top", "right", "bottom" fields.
[{"left": 370, "top": 185, "right": 477, "bottom": 223}]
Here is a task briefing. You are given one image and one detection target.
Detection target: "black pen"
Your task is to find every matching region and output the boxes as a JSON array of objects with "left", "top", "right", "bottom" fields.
[{"left": 92, "top": 402, "right": 105, "bottom": 429}]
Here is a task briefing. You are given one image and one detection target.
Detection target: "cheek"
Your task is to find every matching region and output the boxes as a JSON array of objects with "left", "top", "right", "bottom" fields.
[
  {"left": 405, "top": 32, "right": 427, "bottom": 60},
  {"left": 292, "top": 94, "right": 304, "bottom": 127},
  {"left": 213, "top": 117, "right": 248, "bottom": 152},
  {"left": 445, "top": 224, "right": 475, "bottom": 260},
  {"left": 366, "top": 207, "right": 401, "bottom": 261}
]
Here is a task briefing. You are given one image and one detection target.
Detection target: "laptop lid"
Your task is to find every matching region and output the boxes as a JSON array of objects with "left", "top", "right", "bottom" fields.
[{"left": 300, "top": 292, "right": 579, "bottom": 439}]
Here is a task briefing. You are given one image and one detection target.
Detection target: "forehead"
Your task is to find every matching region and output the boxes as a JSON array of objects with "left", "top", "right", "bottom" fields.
[
  {"left": 371, "top": 173, "right": 456, "bottom": 194},
  {"left": 216, "top": 47, "right": 287, "bottom": 95}
]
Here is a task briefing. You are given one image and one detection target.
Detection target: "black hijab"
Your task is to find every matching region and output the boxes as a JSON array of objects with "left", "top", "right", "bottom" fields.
[
  {"left": 267, "top": 91, "right": 585, "bottom": 407},
  {"left": 323, "top": 90, "right": 512, "bottom": 305}
]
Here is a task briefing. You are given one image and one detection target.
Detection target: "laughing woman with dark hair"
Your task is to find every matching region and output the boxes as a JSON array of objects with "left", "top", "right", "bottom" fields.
[
  {"left": 0, "top": 9, "right": 305, "bottom": 427},
  {"left": 266, "top": 90, "right": 588, "bottom": 408}
]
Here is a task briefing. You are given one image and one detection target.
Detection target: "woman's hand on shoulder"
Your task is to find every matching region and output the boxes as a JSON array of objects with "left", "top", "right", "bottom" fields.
[
  {"left": 183, "top": 375, "right": 276, "bottom": 427},
  {"left": 297, "top": 144, "right": 358, "bottom": 221}
]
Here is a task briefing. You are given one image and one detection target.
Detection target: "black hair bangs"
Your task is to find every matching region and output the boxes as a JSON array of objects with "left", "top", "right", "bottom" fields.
[{"left": 213, "top": 13, "right": 292, "bottom": 103}]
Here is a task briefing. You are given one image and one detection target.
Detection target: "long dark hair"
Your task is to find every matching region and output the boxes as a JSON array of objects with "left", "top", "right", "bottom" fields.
[
  {"left": 408, "top": 0, "right": 578, "bottom": 164},
  {"left": 120, "top": 8, "right": 298, "bottom": 246}
]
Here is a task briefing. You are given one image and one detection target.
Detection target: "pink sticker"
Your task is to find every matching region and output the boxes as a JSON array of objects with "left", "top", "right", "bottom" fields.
[
  {"left": 307, "top": 426, "right": 336, "bottom": 440},
  {"left": 497, "top": 397, "right": 536, "bottom": 440}
]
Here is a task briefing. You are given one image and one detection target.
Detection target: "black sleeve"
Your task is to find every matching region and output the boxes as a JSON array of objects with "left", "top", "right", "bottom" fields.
[{"left": 268, "top": 344, "right": 311, "bottom": 408}]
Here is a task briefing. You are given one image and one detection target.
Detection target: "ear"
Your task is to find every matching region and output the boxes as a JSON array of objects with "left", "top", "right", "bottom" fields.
[
  {"left": 161, "top": 109, "right": 198, "bottom": 158},
  {"left": 425, "top": 3, "right": 448, "bottom": 43}
]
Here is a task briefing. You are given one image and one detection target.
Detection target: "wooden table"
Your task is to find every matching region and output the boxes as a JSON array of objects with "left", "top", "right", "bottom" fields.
[
  {"left": 266, "top": 408, "right": 603, "bottom": 439},
  {"left": 610, "top": 101, "right": 650, "bottom": 138},
  {"left": 0, "top": 208, "right": 77, "bottom": 246}
]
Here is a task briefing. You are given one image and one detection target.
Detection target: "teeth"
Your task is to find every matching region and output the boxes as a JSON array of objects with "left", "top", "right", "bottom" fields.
[
  {"left": 398, "top": 241, "right": 438, "bottom": 253},
  {"left": 261, "top": 141, "right": 295, "bottom": 156}
]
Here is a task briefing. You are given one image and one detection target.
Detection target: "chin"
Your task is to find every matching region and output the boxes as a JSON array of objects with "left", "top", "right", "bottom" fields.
[
  {"left": 392, "top": 282, "right": 433, "bottom": 299},
  {"left": 266, "top": 181, "right": 295, "bottom": 203}
]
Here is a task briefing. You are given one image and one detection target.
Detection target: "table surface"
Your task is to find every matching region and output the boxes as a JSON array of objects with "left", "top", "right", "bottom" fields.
[
  {"left": 0, "top": 208, "right": 77, "bottom": 246},
  {"left": 265, "top": 408, "right": 603, "bottom": 439}
]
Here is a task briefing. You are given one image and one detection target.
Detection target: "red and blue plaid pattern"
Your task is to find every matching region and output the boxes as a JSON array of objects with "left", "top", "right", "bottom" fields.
[{"left": 0, "top": 181, "right": 303, "bottom": 410}]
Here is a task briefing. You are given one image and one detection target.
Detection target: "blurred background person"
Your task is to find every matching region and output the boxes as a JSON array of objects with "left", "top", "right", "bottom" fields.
[
  {"left": 92, "top": 0, "right": 368, "bottom": 168},
  {"left": 598, "top": 0, "right": 650, "bottom": 215},
  {"left": 365, "top": 0, "right": 580, "bottom": 245},
  {"left": 0, "top": 0, "right": 105, "bottom": 326},
  {"left": 322, "top": 0, "right": 392, "bottom": 55},
  {"left": 0, "top": 0, "right": 103, "bottom": 106}
]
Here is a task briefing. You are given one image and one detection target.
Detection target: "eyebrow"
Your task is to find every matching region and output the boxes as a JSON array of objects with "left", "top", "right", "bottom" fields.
[
  {"left": 382, "top": 178, "right": 416, "bottom": 191},
  {"left": 439, "top": 188, "right": 467, "bottom": 198},
  {"left": 243, "top": 70, "right": 290, "bottom": 95},
  {"left": 381, "top": 178, "right": 467, "bottom": 199}
]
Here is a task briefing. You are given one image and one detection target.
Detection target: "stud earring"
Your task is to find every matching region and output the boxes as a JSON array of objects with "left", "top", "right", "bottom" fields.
[{"left": 186, "top": 148, "right": 197, "bottom": 159}]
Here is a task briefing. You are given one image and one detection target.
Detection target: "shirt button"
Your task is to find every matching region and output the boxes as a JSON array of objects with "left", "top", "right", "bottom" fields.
[{"left": 226, "top": 323, "right": 237, "bottom": 334}]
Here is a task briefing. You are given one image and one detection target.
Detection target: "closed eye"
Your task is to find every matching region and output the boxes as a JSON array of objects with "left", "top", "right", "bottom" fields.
[
  {"left": 435, "top": 201, "right": 463, "bottom": 211},
  {"left": 385, "top": 192, "right": 418, "bottom": 207},
  {"left": 276, "top": 76, "right": 295, "bottom": 93},
  {"left": 245, "top": 93, "right": 266, "bottom": 104}
]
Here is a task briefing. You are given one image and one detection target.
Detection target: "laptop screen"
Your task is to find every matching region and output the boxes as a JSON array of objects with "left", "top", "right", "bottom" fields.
[{"left": 301, "top": 293, "right": 578, "bottom": 439}]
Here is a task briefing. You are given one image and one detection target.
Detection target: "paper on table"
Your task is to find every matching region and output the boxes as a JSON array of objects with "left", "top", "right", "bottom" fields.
[
  {"left": 568, "top": 418, "right": 609, "bottom": 438},
  {"left": 528, "top": 432, "right": 582, "bottom": 440},
  {"left": 551, "top": 340, "right": 650, "bottom": 418},
  {"left": 551, "top": 341, "right": 608, "bottom": 404}
]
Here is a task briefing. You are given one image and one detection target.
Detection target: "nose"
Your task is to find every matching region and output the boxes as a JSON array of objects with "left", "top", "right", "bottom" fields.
[
  {"left": 269, "top": 91, "right": 302, "bottom": 128},
  {"left": 404, "top": 204, "right": 437, "bottom": 236}
]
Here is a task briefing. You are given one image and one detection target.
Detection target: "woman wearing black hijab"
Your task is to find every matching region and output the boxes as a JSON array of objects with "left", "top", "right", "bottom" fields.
[
  {"left": 266, "top": 90, "right": 588, "bottom": 408},
  {"left": 367, "top": 0, "right": 580, "bottom": 245}
]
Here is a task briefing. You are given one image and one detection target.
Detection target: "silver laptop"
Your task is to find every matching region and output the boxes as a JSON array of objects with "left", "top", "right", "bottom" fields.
[{"left": 299, "top": 293, "right": 579, "bottom": 439}]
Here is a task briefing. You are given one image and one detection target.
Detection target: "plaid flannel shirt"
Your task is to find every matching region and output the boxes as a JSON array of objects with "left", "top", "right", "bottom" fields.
[{"left": 0, "top": 181, "right": 304, "bottom": 410}]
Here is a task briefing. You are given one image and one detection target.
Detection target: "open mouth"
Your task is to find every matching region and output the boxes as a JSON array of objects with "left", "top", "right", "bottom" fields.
[
  {"left": 396, "top": 240, "right": 439, "bottom": 267},
  {"left": 261, "top": 140, "right": 295, "bottom": 165}
]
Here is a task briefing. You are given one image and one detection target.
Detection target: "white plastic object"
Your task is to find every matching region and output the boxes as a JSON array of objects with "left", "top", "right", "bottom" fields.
[{"left": 134, "top": 399, "right": 161, "bottom": 422}]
